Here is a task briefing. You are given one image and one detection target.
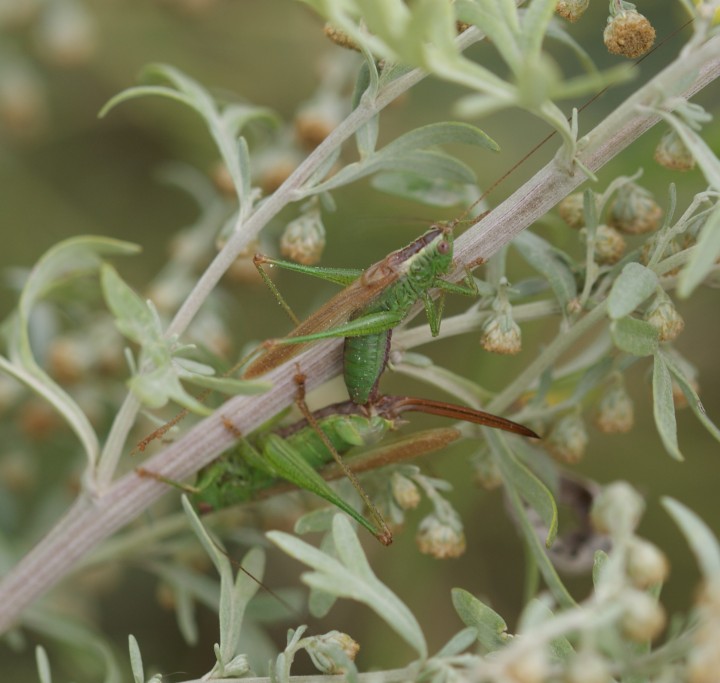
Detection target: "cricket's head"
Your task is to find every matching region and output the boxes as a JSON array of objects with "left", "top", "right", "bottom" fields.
[{"left": 409, "top": 223, "right": 455, "bottom": 280}]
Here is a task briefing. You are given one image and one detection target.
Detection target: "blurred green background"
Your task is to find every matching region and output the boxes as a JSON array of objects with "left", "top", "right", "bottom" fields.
[{"left": 0, "top": 0, "right": 718, "bottom": 679}]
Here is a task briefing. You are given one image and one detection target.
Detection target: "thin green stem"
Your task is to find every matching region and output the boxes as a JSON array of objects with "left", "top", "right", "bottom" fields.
[{"left": 488, "top": 303, "right": 609, "bottom": 415}]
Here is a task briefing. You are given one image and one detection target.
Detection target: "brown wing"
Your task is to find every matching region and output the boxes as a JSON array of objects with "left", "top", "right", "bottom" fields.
[{"left": 243, "top": 259, "right": 400, "bottom": 378}]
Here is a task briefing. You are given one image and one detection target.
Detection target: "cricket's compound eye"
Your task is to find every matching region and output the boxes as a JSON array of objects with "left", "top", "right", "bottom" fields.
[{"left": 438, "top": 239, "right": 450, "bottom": 254}]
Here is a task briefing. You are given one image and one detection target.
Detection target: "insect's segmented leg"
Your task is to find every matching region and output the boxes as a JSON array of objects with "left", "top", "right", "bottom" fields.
[{"left": 292, "top": 369, "right": 393, "bottom": 546}]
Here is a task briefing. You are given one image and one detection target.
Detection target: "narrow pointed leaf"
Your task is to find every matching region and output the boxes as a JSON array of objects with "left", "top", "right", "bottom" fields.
[
  {"left": 652, "top": 354, "right": 683, "bottom": 461},
  {"left": 663, "top": 497, "right": 720, "bottom": 579}
]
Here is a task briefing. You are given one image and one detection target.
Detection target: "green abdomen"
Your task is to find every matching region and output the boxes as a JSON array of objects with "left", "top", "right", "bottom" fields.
[{"left": 343, "top": 330, "right": 392, "bottom": 404}]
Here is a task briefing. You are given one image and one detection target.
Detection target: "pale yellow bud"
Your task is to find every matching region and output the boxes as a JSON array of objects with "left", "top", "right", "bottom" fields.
[
  {"left": 608, "top": 183, "right": 662, "bottom": 235},
  {"left": 620, "top": 590, "right": 666, "bottom": 642},
  {"left": 655, "top": 129, "right": 696, "bottom": 171},
  {"left": 555, "top": 0, "right": 590, "bottom": 23},
  {"left": 416, "top": 514, "right": 466, "bottom": 559},
  {"left": 307, "top": 631, "right": 360, "bottom": 674},
  {"left": 391, "top": 473, "right": 421, "bottom": 510},
  {"left": 594, "top": 385, "right": 634, "bottom": 434},
  {"left": 591, "top": 481, "right": 644, "bottom": 536},
  {"left": 480, "top": 313, "right": 522, "bottom": 355},
  {"left": 626, "top": 538, "right": 670, "bottom": 589},
  {"left": 645, "top": 295, "right": 684, "bottom": 343},
  {"left": 546, "top": 413, "right": 588, "bottom": 464},
  {"left": 593, "top": 225, "right": 626, "bottom": 265},
  {"left": 280, "top": 211, "right": 326, "bottom": 265}
]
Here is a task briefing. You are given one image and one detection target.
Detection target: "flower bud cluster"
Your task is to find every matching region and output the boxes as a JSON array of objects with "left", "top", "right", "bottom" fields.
[
  {"left": 594, "top": 384, "right": 634, "bottom": 434},
  {"left": 480, "top": 281, "right": 522, "bottom": 355},
  {"left": 306, "top": 630, "right": 360, "bottom": 674},
  {"left": 590, "top": 482, "right": 669, "bottom": 643},
  {"left": 603, "top": 8, "right": 655, "bottom": 58},
  {"left": 546, "top": 412, "right": 588, "bottom": 464},
  {"left": 280, "top": 204, "right": 326, "bottom": 265}
]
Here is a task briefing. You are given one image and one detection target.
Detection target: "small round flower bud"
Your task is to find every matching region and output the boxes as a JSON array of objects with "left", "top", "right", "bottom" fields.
[
  {"left": 640, "top": 237, "right": 682, "bottom": 276},
  {"left": 626, "top": 538, "right": 670, "bottom": 589},
  {"left": 558, "top": 191, "right": 591, "bottom": 229},
  {"left": 0, "top": 374, "right": 22, "bottom": 413},
  {"left": 546, "top": 413, "right": 588, "bottom": 464},
  {"left": 416, "top": 513, "right": 466, "bottom": 559},
  {"left": 593, "top": 224, "right": 626, "bottom": 265},
  {"left": 645, "top": 294, "right": 684, "bottom": 343},
  {"left": 0, "top": 61, "right": 46, "bottom": 136},
  {"left": 307, "top": 631, "right": 360, "bottom": 674},
  {"left": 555, "top": 0, "right": 590, "bottom": 23},
  {"left": 505, "top": 647, "right": 549, "bottom": 683},
  {"left": 620, "top": 589, "right": 666, "bottom": 642},
  {"left": 0, "top": 451, "right": 37, "bottom": 493},
  {"left": 480, "top": 313, "right": 522, "bottom": 355},
  {"left": 687, "top": 578, "right": 720, "bottom": 683},
  {"left": 48, "top": 337, "right": 90, "bottom": 385},
  {"left": 591, "top": 481, "right": 644, "bottom": 537},
  {"left": 323, "top": 23, "right": 360, "bottom": 51},
  {"left": 18, "top": 399, "right": 62, "bottom": 441},
  {"left": 594, "top": 385, "right": 634, "bottom": 434},
  {"left": 603, "top": 10, "right": 655, "bottom": 59},
  {"left": 211, "top": 161, "right": 236, "bottom": 197},
  {"left": 225, "top": 240, "right": 264, "bottom": 285},
  {"left": 280, "top": 210, "right": 326, "bottom": 265},
  {"left": 607, "top": 183, "right": 663, "bottom": 235},
  {"left": 654, "top": 129, "right": 696, "bottom": 171},
  {"left": 391, "top": 472, "right": 421, "bottom": 510},
  {"left": 156, "top": 581, "right": 176, "bottom": 610},
  {"left": 295, "top": 95, "right": 346, "bottom": 150},
  {"left": 687, "top": 644, "right": 720, "bottom": 683},
  {"left": 565, "top": 651, "right": 610, "bottom": 683},
  {"left": 34, "top": 0, "right": 97, "bottom": 67},
  {"left": 251, "top": 143, "right": 302, "bottom": 195}
]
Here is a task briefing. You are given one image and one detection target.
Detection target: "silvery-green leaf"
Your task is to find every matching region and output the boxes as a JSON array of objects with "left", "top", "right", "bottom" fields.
[
  {"left": 6, "top": 237, "right": 138, "bottom": 468},
  {"left": 678, "top": 203, "right": 720, "bottom": 298},
  {"left": 435, "top": 627, "right": 480, "bottom": 658},
  {"left": 182, "top": 373, "right": 271, "bottom": 396},
  {"left": 371, "top": 172, "right": 472, "bottom": 206},
  {"left": 661, "top": 350, "right": 720, "bottom": 443},
  {"left": 26, "top": 607, "right": 122, "bottom": 683},
  {"left": 513, "top": 232, "right": 576, "bottom": 308},
  {"left": 451, "top": 588, "right": 508, "bottom": 651},
  {"left": 221, "top": 103, "right": 279, "bottom": 138},
  {"left": 662, "top": 498, "right": 720, "bottom": 579},
  {"left": 379, "top": 121, "right": 498, "bottom": 155},
  {"left": 658, "top": 110, "right": 720, "bottom": 191},
  {"left": 35, "top": 646, "right": 51, "bottom": 683},
  {"left": 128, "top": 364, "right": 211, "bottom": 414},
  {"left": 610, "top": 317, "right": 659, "bottom": 356},
  {"left": 486, "top": 430, "right": 575, "bottom": 607},
  {"left": 652, "top": 353, "right": 683, "bottom": 461},
  {"left": 101, "top": 64, "right": 275, "bottom": 209},
  {"left": 102, "top": 265, "right": 161, "bottom": 346},
  {"left": 608, "top": 263, "right": 659, "bottom": 319},
  {"left": 488, "top": 432, "right": 558, "bottom": 547},
  {"left": 128, "top": 635, "right": 144, "bottom": 683},
  {"left": 269, "top": 516, "right": 427, "bottom": 659},
  {"left": 183, "top": 497, "right": 265, "bottom": 668}
]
